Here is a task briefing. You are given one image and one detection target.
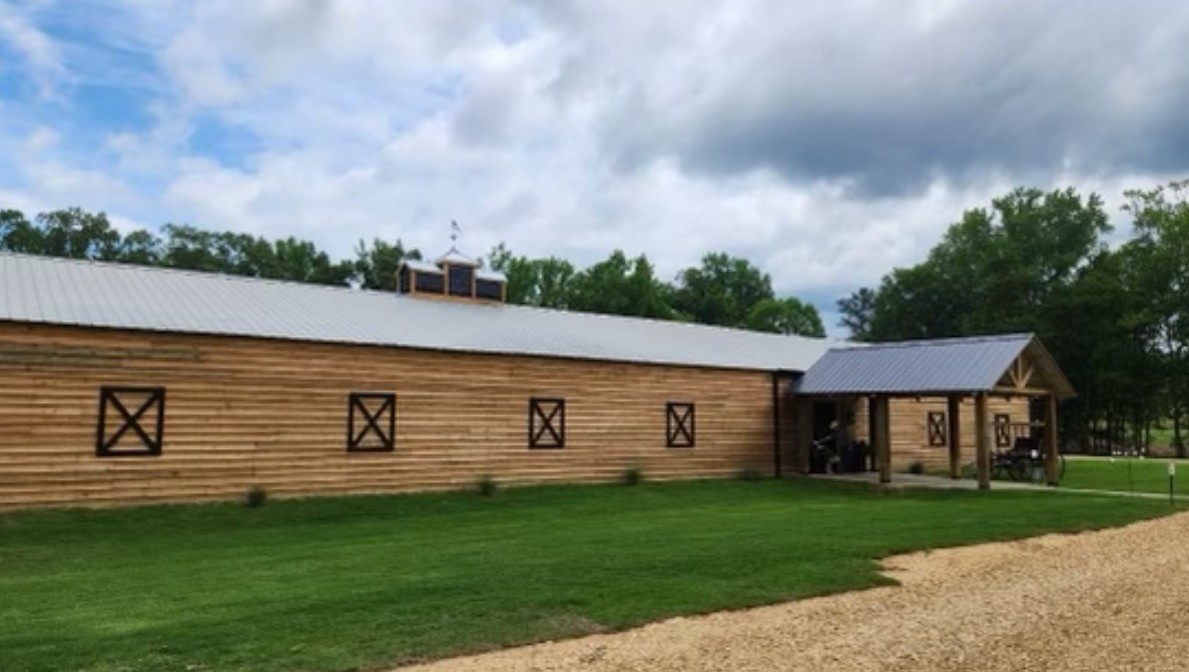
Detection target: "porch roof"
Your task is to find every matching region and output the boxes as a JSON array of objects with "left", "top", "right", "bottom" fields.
[{"left": 793, "top": 333, "right": 1076, "bottom": 399}]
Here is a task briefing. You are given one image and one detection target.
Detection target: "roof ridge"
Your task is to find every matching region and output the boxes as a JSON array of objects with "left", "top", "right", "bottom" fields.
[{"left": 836, "top": 333, "right": 1033, "bottom": 351}]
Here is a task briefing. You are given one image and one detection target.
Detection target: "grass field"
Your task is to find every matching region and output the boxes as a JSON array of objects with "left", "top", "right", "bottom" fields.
[
  {"left": 1061, "top": 455, "right": 1189, "bottom": 495},
  {"left": 0, "top": 479, "right": 1179, "bottom": 672}
]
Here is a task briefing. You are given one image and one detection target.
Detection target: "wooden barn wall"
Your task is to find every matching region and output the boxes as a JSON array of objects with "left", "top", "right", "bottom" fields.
[
  {"left": 0, "top": 323, "right": 784, "bottom": 508},
  {"left": 851, "top": 396, "right": 1031, "bottom": 471}
]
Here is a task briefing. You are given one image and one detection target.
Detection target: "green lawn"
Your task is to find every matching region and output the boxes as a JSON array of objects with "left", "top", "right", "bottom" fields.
[
  {"left": 0, "top": 479, "right": 1178, "bottom": 672},
  {"left": 1061, "top": 455, "right": 1189, "bottom": 495}
]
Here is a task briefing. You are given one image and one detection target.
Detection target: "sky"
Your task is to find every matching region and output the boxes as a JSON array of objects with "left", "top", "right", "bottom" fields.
[{"left": 2, "top": 0, "right": 1189, "bottom": 336}]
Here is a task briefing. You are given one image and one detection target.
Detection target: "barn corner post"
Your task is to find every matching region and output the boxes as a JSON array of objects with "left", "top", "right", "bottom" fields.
[
  {"left": 1045, "top": 394, "right": 1060, "bottom": 486},
  {"left": 947, "top": 395, "right": 962, "bottom": 479},
  {"left": 975, "top": 392, "right": 991, "bottom": 490}
]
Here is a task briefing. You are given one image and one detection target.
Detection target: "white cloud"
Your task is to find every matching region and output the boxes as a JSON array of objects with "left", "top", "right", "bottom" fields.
[
  {"left": 0, "top": 1, "right": 66, "bottom": 98},
  {"left": 2, "top": 0, "right": 1188, "bottom": 341}
]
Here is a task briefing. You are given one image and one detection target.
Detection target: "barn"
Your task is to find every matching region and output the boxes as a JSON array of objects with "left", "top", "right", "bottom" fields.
[{"left": 0, "top": 251, "right": 1073, "bottom": 508}]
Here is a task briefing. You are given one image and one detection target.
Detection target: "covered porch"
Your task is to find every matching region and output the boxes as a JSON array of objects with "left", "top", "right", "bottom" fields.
[{"left": 791, "top": 334, "right": 1077, "bottom": 490}]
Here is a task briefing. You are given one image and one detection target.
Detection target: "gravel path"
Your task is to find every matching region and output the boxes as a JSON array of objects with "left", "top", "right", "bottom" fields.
[{"left": 397, "top": 511, "right": 1189, "bottom": 672}]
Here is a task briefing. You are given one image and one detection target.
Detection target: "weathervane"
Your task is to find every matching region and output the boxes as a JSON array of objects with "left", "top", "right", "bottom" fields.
[{"left": 449, "top": 220, "right": 461, "bottom": 251}]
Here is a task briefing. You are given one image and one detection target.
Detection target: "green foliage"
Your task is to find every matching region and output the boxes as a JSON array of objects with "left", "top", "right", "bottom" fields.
[
  {"left": 620, "top": 465, "right": 643, "bottom": 486},
  {"left": 836, "top": 287, "right": 876, "bottom": 341},
  {"left": 671, "top": 252, "right": 775, "bottom": 327},
  {"left": 243, "top": 485, "right": 268, "bottom": 508},
  {"left": 475, "top": 474, "right": 499, "bottom": 497},
  {"left": 744, "top": 297, "right": 826, "bottom": 337},
  {"left": 353, "top": 238, "right": 421, "bottom": 290},
  {"left": 0, "top": 480, "right": 1173, "bottom": 672}
]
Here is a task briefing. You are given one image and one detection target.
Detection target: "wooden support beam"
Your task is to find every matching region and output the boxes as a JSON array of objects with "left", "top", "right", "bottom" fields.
[
  {"left": 975, "top": 393, "right": 990, "bottom": 490},
  {"left": 1045, "top": 394, "right": 1060, "bottom": 486},
  {"left": 794, "top": 397, "right": 812, "bottom": 475},
  {"left": 947, "top": 395, "right": 962, "bottom": 479},
  {"left": 872, "top": 395, "right": 891, "bottom": 484}
]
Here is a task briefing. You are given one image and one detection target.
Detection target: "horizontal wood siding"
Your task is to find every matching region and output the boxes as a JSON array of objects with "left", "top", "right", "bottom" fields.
[
  {"left": 853, "top": 396, "right": 1030, "bottom": 471},
  {"left": 0, "top": 323, "right": 780, "bottom": 508}
]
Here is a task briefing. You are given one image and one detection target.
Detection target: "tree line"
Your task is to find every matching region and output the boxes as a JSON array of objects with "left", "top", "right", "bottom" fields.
[
  {"left": 0, "top": 208, "right": 826, "bottom": 338},
  {"left": 837, "top": 182, "right": 1189, "bottom": 455}
]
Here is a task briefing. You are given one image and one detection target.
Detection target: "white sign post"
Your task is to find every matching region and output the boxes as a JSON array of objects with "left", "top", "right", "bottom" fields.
[{"left": 1170, "top": 463, "right": 1176, "bottom": 505}]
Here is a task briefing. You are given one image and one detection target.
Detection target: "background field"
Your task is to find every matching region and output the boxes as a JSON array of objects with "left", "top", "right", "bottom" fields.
[
  {"left": 0, "top": 479, "right": 1177, "bottom": 672},
  {"left": 1061, "top": 455, "right": 1189, "bottom": 496}
]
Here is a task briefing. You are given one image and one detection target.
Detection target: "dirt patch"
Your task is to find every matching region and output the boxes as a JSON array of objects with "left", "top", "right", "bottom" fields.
[{"left": 396, "top": 511, "right": 1189, "bottom": 671}]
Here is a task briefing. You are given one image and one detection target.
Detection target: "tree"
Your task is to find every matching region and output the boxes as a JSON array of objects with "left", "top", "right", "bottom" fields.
[
  {"left": 568, "top": 251, "right": 673, "bottom": 318},
  {"left": 115, "top": 229, "right": 163, "bottom": 266},
  {"left": 354, "top": 238, "right": 421, "bottom": 291},
  {"left": 0, "top": 209, "right": 42, "bottom": 253},
  {"left": 836, "top": 287, "right": 876, "bottom": 341},
  {"left": 35, "top": 208, "right": 122, "bottom": 260},
  {"left": 745, "top": 297, "right": 826, "bottom": 337},
  {"left": 1122, "top": 180, "right": 1189, "bottom": 455},
  {"left": 672, "top": 253, "right": 774, "bottom": 327}
]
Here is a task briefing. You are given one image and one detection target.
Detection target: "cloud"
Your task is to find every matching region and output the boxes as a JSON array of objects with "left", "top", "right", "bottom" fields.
[
  {"left": 0, "top": 1, "right": 66, "bottom": 98},
  {"left": 1, "top": 0, "right": 1189, "bottom": 341}
]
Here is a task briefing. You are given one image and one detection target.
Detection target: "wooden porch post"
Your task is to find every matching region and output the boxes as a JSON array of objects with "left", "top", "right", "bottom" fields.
[
  {"left": 795, "top": 398, "right": 812, "bottom": 474},
  {"left": 975, "top": 393, "right": 990, "bottom": 490},
  {"left": 1045, "top": 394, "right": 1060, "bottom": 486},
  {"left": 947, "top": 395, "right": 962, "bottom": 479},
  {"left": 873, "top": 395, "right": 891, "bottom": 484}
]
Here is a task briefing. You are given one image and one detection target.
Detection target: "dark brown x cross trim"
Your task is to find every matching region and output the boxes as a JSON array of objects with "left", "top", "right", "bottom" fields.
[
  {"left": 96, "top": 387, "right": 165, "bottom": 456},
  {"left": 927, "top": 411, "right": 947, "bottom": 447},
  {"left": 529, "top": 398, "right": 565, "bottom": 449},
  {"left": 666, "top": 402, "right": 695, "bottom": 448},
  {"left": 348, "top": 393, "right": 396, "bottom": 452}
]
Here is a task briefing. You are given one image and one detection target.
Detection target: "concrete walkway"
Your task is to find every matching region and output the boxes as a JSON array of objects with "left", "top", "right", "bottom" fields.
[
  {"left": 809, "top": 471, "right": 1048, "bottom": 491},
  {"left": 811, "top": 471, "right": 1177, "bottom": 500}
]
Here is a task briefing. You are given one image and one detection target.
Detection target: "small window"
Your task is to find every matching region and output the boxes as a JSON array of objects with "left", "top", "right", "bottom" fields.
[
  {"left": 475, "top": 278, "right": 503, "bottom": 301},
  {"left": 449, "top": 265, "right": 474, "bottom": 297},
  {"left": 96, "top": 386, "right": 165, "bottom": 457},
  {"left": 666, "top": 402, "right": 695, "bottom": 448},
  {"left": 348, "top": 393, "right": 396, "bottom": 452},
  {"left": 994, "top": 413, "right": 1012, "bottom": 448},
  {"left": 926, "top": 411, "right": 947, "bottom": 447},
  {"left": 415, "top": 270, "right": 444, "bottom": 293},
  {"left": 529, "top": 398, "right": 565, "bottom": 449}
]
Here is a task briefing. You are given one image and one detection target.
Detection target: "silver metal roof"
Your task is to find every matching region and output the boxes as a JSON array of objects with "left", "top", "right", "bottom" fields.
[
  {"left": 0, "top": 253, "right": 832, "bottom": 372},
  {"left": 794, "top": 333, "right": 1076, "bottom": 398}
]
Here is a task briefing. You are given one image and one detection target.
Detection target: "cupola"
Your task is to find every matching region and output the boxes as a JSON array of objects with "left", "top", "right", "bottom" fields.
[{"left": 396, "top": 222, "right": 507, "bottom": 303}]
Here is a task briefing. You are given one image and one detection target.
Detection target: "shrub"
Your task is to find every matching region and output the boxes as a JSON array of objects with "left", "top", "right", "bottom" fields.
[
  {"left": 475, "top": 474, "right": 498, "bottom": 497},
  {"left": 243, "top": 485, "right": 267, "bottom": 508},
  {"left": 908, "top": 461, "right": 926, "bottom": 475},
  {"left": 736, "top": 467, "right": 766, "bottom": 481},
  {"left": 621, "top": 466, "right": 643, "bottom": 486}
]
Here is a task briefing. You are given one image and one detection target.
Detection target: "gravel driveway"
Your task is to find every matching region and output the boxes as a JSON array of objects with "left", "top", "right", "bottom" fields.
[{"left": 398, "top": 510, "right": 1188, "bottom": 672}]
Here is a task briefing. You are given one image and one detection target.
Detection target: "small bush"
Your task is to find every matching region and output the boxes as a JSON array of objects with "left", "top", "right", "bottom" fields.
[
  {"left": 736, "top": 467, "right": 766, "bottom": 481},
  {"left": 243, "top": 485, "right": 267, "bottom": 508},
  {"left": 908, "top": 461, "right": 926, "bottom": 475},
  {"left": 475, "top": 474, "right": 498, "bottom": 497},
  {"left": 621, "top": 466, "right": 643, "bottom": 486}
]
